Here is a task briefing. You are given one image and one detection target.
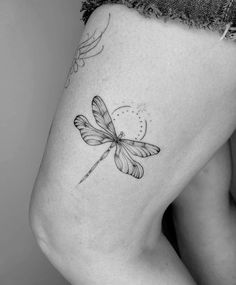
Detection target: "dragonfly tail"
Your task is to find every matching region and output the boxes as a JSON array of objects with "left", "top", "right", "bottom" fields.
[{"left": 77, "top": 143, "right": 114, "bottom": 186}]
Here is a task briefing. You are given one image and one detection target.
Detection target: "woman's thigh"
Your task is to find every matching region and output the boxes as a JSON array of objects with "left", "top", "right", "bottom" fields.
[{"left": 30, "top": 4, "right": 236, "bottom": 285}]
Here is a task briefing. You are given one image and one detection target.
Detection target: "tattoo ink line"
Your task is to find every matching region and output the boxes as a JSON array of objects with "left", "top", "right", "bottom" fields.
[
  {"left": 78, "top": 142, "right": 115, "bottom": 185},
  {"left": 65, "top": 13, "right": 111, "bottom": 88},
  {"left": 111, "top": 105, "right": 131, "bottom": 114}
]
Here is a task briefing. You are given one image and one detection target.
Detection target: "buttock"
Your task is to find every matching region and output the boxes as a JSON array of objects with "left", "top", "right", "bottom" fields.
[{"left": 80, "top": 0, "right": 236, "bottom": 41}]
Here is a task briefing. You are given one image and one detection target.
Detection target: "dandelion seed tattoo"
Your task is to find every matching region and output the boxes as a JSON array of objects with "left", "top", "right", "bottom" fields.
[
  {"left": 74, "top": 96, "right": 161, "bottom": 185},
  {"left": 65, "top": 13, "right": 111, "bottom": 88}
]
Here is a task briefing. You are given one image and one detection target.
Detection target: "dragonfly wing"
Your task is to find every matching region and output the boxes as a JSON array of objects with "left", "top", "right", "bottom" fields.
[
  {"left": 121, "top": 139, "right": 160, "bottom": 157},
  {"left": 92, "top": 96, "right": 117, "bottom": 136},
  {"left": 74, "top": 115, "right": 113, "bottom": 145},
  {"left": 114, "top": 143, "right": 144, "bottom": 179}
]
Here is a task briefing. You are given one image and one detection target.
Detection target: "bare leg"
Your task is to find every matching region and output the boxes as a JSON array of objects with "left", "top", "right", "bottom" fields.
[
  {"left": 174, "top": 143, "right": 236, "bottom": 285},
  {"left": 29, "top": 4, "right": 236, "bottom": 285}
]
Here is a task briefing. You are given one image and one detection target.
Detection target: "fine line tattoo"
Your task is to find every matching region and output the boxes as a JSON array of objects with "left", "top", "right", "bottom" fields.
[
  {"left": 74, "top": 96, "right": 161, "bottom": 185},
  {"left": 65, "top": 13, "right": 111, "bottom": 88}
]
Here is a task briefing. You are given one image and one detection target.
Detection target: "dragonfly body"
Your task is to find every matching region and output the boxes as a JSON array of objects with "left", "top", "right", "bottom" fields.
[
  {"left": 74, "top": 96, "right": 160, "bottom": 185},
  {"left": 78, "top": 142, "right": 115, "bottom": 185}
]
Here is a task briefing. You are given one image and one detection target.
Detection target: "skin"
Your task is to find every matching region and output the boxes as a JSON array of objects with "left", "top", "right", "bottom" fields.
[
  {"left": 29, "top": 4, "right": 236, "bottom": 285},
  {"left": 174, "top": 142, "right": 236, "bottom": 285}
]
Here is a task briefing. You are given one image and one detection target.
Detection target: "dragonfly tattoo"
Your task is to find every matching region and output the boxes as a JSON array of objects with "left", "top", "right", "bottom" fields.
[{"left": 74, "top": 96, "right": 161, "bottom": 185}]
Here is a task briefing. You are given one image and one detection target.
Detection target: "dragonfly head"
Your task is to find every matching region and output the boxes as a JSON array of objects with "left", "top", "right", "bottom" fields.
[{"left": 118, "top": 131, "right": 125, "bottom": 140}]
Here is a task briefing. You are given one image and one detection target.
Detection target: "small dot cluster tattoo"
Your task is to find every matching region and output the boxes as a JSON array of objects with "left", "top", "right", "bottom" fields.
[{"left": 111, "top": 105, "right": 149, "bottom": 140}]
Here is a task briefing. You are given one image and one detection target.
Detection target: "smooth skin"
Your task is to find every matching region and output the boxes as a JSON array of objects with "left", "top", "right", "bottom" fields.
[
  {"left": 174, "top": 140, "right": 236, "bottom": 285},
  {"left": 29, "top": 4, "right": 236, "bottom": 285}
]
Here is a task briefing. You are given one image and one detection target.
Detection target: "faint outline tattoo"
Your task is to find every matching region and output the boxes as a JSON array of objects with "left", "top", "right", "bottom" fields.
[
  {"left": 65, "top": 13, "right": 111, "bottom": 88},
  {"left": 74, "top": 96, "right": 161, "bottom": 185},
  {"left": 111, "top": 104, "right": 148, "bottom": 140}
]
